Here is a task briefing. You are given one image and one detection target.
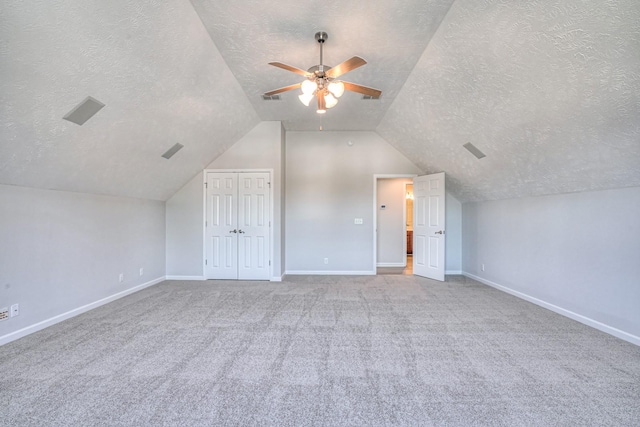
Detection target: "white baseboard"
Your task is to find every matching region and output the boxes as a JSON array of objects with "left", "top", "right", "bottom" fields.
[
  {"left": 463, "top": 272, "right": 640, "bottom": 347},
  {"left": 285, "top": 270, "right": 376, "bottom": 276},
  {"left": 0, "top": 276, "right": 165, "bottom": 347},
  {"left": 165, "top": 275, "right": 206, "bottom": 281},
  {"left": 377, "top": 262, "right": 406, "bottom": 267},
  {"left": 270, "top": 274, "right": 285, "bottom": 282},
  {"left": 446, "top": 270, "right": 462, "bottom": 275}
]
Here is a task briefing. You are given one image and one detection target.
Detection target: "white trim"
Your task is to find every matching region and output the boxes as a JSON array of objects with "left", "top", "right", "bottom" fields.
[
  {"left": 165, "top": 275, "right": 206, "bottom": 281},
  {"left": 285, "top": 270, "right": 376, "bottom": 276},
  {"left": 373, "top": 174, "right": 418, "bottom": 275},
  {"left": 377, "top": 262, "right": 406, "bottom": 267},
  {"left": 446, "top": 270, "right": 462, "bottom": 275},
  {"left": 203, "top": 169, "right": 275, "bottom": 281},
  {"left": 270, "top": 274, "right": 285, "bottom": 282},
  {"left": 0, "top": 276, "right": 165, "bottom": 347},
  {"left": 463, "top": 272, "right": 640, "bottom": 347}
]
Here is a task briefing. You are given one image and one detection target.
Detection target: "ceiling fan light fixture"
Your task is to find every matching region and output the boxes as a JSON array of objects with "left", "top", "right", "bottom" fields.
[
  {"left": 325, "top": 92, "right": 338, "bottom": 108},
  {"left": 298, "top": 93, "right": 314, "bottom": 106},
  {"left": 301, "top": 79, "right": 317, "bottom": 95},
  {"left": 316, "top": 108, "right": 326, "bottom": 114},
  {"left": 328, "top": 81, "right": 344, "bottom": 98}
]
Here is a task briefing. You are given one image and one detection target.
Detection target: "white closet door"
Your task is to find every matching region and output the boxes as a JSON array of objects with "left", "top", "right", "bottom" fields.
[
  {"left": 413, "top": 172, "right": 446, "bottom": 281},
  {"left": 205, "top": 173, "right": 238, "bottom": 280},
  {"left": 237, "top": 173, "right": 271, "bottom": 280}
]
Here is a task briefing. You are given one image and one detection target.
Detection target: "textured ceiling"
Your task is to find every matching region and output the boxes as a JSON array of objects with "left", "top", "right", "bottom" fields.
[
  {"left": 0, "top": 0, "right": 259, "bottom": 200},
  {"left": 377, "top": 0, "right": 640, "bottom": 202},
  {"left": 1, "top": 0, "right": 639, "bottom": 203},
  {"left": 190, "top": 0, "right": 455, "bottom": 131}
]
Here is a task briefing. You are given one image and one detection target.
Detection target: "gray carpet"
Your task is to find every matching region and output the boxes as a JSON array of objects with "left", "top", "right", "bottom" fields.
[{"left": 1, "top": 275, "right": 639, "bottom": 426}]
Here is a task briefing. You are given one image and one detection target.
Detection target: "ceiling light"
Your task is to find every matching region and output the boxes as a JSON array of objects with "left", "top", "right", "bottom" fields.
[
  {"left": 298, "top": 93, "right": 314, "bottom": 106},
  {"left": 325, "top": 93, "right": 338, "bottom": 109},
  {"left": 301, "top": 79, "right": 317, "bottom": 95},
  {"left": 316, "top": 108, "right": 326, "bottom": 114},
  {"left": 328, "top": 81, "right": 344, "bottom": 98}
]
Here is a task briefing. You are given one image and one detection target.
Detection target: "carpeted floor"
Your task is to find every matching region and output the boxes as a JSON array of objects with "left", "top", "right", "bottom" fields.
[{"left": 1, "top": 275, "right": 639, "bottom": 426}]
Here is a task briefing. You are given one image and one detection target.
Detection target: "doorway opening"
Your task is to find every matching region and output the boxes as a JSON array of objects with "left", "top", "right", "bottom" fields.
[{"left": 373, "top": 174, "right": 417, "bottom": 275}]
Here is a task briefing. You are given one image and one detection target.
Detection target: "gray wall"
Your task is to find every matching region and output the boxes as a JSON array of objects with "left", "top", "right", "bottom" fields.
[
  {"left": 165, "top": 121, "right": 284, "bottom": 279},
  {"left": 445, "top": 192, "right": 462, "bottom": 273},
  {"left": 286, "top": 131, "right": 422, "bottom": 273},
  {"left": 462, "top": 186, "right": 640, "bottom": 342},
  {"left": 0, "top": 184, "right": 165, "bottom": 343}
]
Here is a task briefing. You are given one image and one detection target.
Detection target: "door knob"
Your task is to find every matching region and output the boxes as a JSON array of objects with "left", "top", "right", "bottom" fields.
[
  {"left": 435, "top": 230, "right": 445, "bottom": 235},
  {"left": 238, "top": 229, "right": 245, "bottom": 234},
  {"left": 229, "top": 229, "right": 237, "bottom": 233}
]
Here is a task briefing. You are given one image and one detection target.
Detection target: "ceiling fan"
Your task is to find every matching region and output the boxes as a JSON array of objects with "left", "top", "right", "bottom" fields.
[{"left": 264, "top": 32, "right": 382, "bottom": 114}]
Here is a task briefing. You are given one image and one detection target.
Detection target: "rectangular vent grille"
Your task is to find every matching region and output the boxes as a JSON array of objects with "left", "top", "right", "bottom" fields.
[
  {"left": 63, "top": 96, "right": 105, "bottom": 125},
  {"left": 161, "top": 143, "right": 184, "bottom": 159},
  {"left": 362, "top": 95, "right": 381, "bottom": 100},
  {"left": 463, "top": 142, "right": 486, "bottom": 159},
  {"left": 262, "top": 95, "right": 281, "bottom": 101},
  {"left": 0, "top": 308, "right": 8, "bottom": 321}
]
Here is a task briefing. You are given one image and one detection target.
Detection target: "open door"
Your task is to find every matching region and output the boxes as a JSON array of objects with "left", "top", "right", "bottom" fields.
[{"left": 413, "top": 173, "right": 445, "bottom": 281}]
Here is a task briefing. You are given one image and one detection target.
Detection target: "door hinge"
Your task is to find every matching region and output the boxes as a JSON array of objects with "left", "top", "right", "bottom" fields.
[
  {"left": 268, "top": 182, "right": 271, "bottom": 188},
  {"left": 205, "top": 182, "right": 208, "bottom": 188},
  {"left": 205, "top": 259, "right": 208, "bottom": 265},
  {"left": 205, "top": 220, "right": 208, "bottom": 227},
  {"left": 269, "top": 260, "right": 271, "bottom": 266}
]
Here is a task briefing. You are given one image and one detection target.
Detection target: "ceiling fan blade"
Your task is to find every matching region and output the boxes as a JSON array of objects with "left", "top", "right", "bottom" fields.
[
  {"left": 343, "top": 81, "right": 382, "bottom": 98},
  {"left": 317, "top": 90, "right": 326, "bottom": 111},
  {"left": 325, "top": 56, "right": 367, "bottom": 78},
  {"left": 268, "top": 62, "right": 311, "bottom": 77},
  {"left": 264, "top": 83, "right": 302, "bottom": 97}
]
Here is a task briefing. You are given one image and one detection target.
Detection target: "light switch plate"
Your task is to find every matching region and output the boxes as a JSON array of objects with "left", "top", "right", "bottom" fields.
[{"left": 354, "top": 218, "right": 363, "bottom": 225}]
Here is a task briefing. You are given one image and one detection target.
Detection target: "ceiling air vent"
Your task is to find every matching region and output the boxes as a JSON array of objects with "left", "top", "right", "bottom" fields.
[
  {"left": 161, "top": 143, "right": 184, "bottom": 160},
  {"left": 63, "top": 96, "right": 105, "bottom": 125},
  {"left": 463, "top": 142, "right": 486, "bottom": 159},
  {"left": 262, "top": 95, "right": 281, "bottom": 101},
  {"left": 362, "top": 95, "right": 381, "bottom": 100}
]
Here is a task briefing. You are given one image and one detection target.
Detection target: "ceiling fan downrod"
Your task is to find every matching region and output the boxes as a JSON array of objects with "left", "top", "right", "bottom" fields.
[{"left": 315, "top": 31, "right": 328, "bottom": 77}]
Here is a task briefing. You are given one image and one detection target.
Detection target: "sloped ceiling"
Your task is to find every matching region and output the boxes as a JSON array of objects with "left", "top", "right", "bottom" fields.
[
  {"left": 0, "top": 0, "right": 259, "bottom": 201},
  {"left": 377, "top": 0, "right": 640, "bottom": 202},
  {"left": 1, "top": 0, "right": 639, "bottom": 203}
]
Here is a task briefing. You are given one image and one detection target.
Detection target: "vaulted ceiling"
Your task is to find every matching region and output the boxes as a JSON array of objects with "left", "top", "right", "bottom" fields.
[{"left": 1, "top": 0, "right": 639, "bottom": 202}]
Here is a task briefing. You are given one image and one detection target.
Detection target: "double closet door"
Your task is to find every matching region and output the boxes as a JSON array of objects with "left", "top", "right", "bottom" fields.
[{"left": 205, "top": 172, "right": 270, "bottom": 280}]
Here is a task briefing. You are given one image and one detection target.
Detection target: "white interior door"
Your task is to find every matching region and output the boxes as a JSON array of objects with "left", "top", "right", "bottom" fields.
[
  {"left": 413, "top": 172, "right": 446, "bottom": 281},
  {"left": 205, "top": 172, "right": 271, "bottom": 280},
  {"left": 205, "top": 173, "right": 238, "bottom": 280},
  {"left": 237, "top": 173, "right": 270, "bottom": 280}
]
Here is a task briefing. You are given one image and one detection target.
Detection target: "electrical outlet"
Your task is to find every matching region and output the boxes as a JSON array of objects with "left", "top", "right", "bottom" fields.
[
  {"left": 481, "top": 264, "right": 485, "bottom": 272},
  {"left": 10, "top": 304, "right": 19, "bottom": 317},
  {"left": 119, "top": 273, "right": 124, "bottom": 283},
  {"left": 324, "top": 258, "right": 329, "bottom": 265},
  {"left": 354, "top": 218, "right": 363, "bottom": 225},
  {"left": 139, "top": 268, "right": 144, "bottom": 276}
]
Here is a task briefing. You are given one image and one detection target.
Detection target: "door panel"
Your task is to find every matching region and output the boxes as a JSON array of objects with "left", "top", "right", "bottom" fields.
[
  {"left": 205, "top": 173, "right": 238, "bottom": 279},
  {"left": 238, "top": 172, "right": 270, "bottom": 280},
  {"left": 413, "top": 173, "right": 445, "bottom": 281}
]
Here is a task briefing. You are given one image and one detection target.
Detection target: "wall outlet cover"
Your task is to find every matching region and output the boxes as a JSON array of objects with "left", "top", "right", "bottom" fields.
[{"left": 10, "top": 304, "right": 19, "bottom": 317}]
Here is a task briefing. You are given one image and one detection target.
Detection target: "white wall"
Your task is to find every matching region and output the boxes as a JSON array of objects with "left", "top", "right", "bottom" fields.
[
  {"left": 0, "top": 184, "right": 165, "bottom": 344},
  {"left": 286, "top": 131, "right": 422, "bottom": 273},
  {"left": 376, "top": 178, "right": 413, "bottom": 266},
  {"left": 165, "top": 121, "right": 284, "bottom": 279},
  {"left": 462, "top": 186, "right": 640, "bottom": 344}
]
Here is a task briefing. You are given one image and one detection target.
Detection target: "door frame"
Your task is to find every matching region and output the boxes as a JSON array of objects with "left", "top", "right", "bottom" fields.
[
  {"left": 372, "top": 174, "right": 418, "bottom": 273},
  {"left": 203, "top": 169, "right": 274, "bottom": 280}
]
